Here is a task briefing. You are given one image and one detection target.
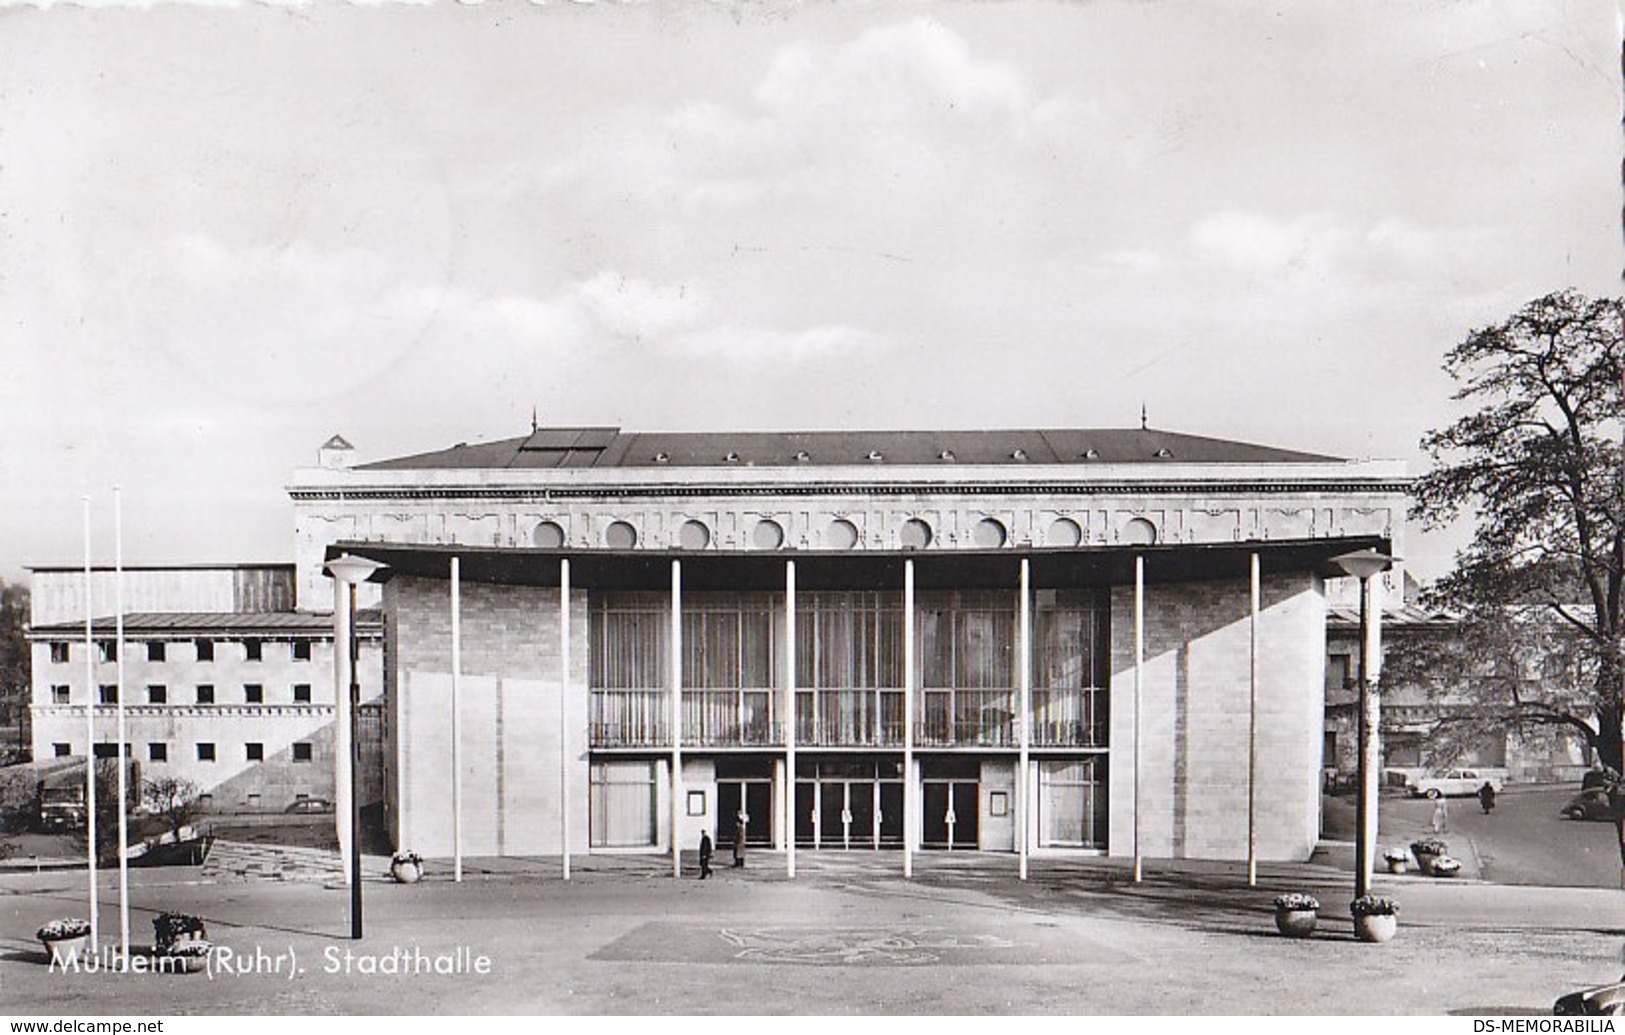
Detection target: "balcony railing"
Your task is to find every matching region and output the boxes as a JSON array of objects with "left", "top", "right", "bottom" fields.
[
  {"left": 1030, "top": 686, "right": 1108, "bottom": 748},
  {"left": 591, "top": 685, "right": 1108, "bottom": 750},
  {"left": 795, "top": 688, "right": 906, "bottom": 747},
  {"left": 683, "top": 689, "right": 780, "bottom": 747},
  {"left": 590, "top": 689, "right": 669, "bottom": 748},
  {"left": 917, "top": 688, "right": 1015, "bottom": 747}
]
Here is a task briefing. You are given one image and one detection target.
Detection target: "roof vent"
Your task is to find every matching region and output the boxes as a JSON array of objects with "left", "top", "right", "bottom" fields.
[
  {"left": 1153, "top": 448, "right": 1173, "bottom": 458},
  {"left": 1082, "top": 448, "right": 1100, "bottom": 459},
  {"left": 653, "top": 452, "right": 670, "bottom": 463},
  {"left": 1011, "top": 449, "right": 1028, "bottom": 461},
  {"left": 867, "top": 450, "right": 884, "bottom": 462},
  {"left": 938, "top": 450, "right": 955, "bottom": 461},
  {"left": 725, "top": 451, "right": 740, "bottom": 463},
  {"left": 794, "top": 451, "right": 811, "bottom": 462}
]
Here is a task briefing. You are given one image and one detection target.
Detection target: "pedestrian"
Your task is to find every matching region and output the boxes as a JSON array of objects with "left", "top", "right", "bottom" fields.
[
  {"left": 1477, "top": 781, "right": 1496, "bottom": 814},
  {"left": 698, "top": 831, "right": 713, "bottom": 879},
  {"left": 1431, "top": 794, "right": 1449, "bottom": 834},
  {"left": 732, "top": 810, "right": 748, "bottom": 868}
]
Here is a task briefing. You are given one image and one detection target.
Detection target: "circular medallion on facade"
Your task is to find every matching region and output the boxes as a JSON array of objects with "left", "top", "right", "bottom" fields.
[
  {"left": 826, "top": 518, "right": 860, "bottom": 550},
  {"left": 899, "top": 518, "right": 933, "bottom": 549},
  {"left": 752, "top": 519, "right": 785, "bottom": 550},
  {"left": 1046, "top": 517, "right": 1082, "bottom": 548},
  {"left": 679, "top": 520, "right": 711, "bottom": 551},
  {"left": 1122, "top": 517, "right": 1158, "bottom": 546},
  {"left": 532, "top": 520, "right": 566, "bottom": 549},
  {"left": 971, "top": 517, "right": 1007, "bottom": 549},
  {"left": 604, "top": 520, "right": 639, "bottom": 549}
]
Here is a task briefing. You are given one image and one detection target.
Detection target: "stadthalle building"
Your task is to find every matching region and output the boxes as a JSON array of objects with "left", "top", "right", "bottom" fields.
[{"left": 288, "top": 424, "right": 1407, "bottom": 868}]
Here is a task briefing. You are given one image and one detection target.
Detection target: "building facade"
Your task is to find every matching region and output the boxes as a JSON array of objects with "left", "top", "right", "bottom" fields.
[
  {"left": 27, "top": 564, "right": 383, "bottom": 813},
  {"left": 289, "top": 425, "right": 1408, "bottom": 865}
]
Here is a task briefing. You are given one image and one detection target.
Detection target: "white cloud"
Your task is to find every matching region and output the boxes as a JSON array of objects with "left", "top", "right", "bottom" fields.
[{"left": 572, "top": 272, "right": 709, "bottom": 342}]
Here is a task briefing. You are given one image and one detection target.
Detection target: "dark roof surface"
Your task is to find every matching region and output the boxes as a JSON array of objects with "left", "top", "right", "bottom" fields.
[
  {"left": 359, "top": 426, "right": 1342, "bottom": 471},
  {"left": 28, "top": 611, "right": 382, "bottom": 636}
]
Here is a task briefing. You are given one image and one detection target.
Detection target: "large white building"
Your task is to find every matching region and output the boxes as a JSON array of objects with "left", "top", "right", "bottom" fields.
[
  {"left": 287, "top": 424, "right": 1408, "bottom": 865},
  {"left": 26, "top": 564, "right": 383, "bottom": 812}
]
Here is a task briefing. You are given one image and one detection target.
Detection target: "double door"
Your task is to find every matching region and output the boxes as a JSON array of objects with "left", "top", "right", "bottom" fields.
[
  {"left": 921, "top": 779, "right": 979, "bottom": 849},
  {"left": 716, "top": 779, "right": 774, "bottom": 847},
  {"left": 793, "top": 762, "right": 903, "bottom": 849}
]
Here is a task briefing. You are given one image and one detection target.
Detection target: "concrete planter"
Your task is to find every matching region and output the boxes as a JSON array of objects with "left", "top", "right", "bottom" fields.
[
  {"left": 1353, "top": 914, "right": 1398, "bottom": 943},
  {"left": 391, "top": 860, "right": 423, "bottom": 884},
  {"left": 1274, "top": 908, "right": 1318, "bottom": 938},
  {"left": 41, "top": 935, "right": 88, "bottom": 965}
]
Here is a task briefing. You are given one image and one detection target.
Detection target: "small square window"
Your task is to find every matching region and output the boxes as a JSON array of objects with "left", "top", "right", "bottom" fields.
[
  {"left": 246, "top": 793, "right": 261, "bottom": 809},
  {"left": 147, "top": 642, "right": 165, "bottom": 662},
  {"left": 244, "top": 684, "right": 264, "bottom": 704},
  {"left": 50, "top": 643, "right": 70, "bottom": 664},
  {"left": 93, "top": 743, "right": 119, "bottom": 760},
  {"left": 196, "top": 685, "right": 215, "bottom": 705},
  {"left": 199, "top": 793, "right": 213, "bottom": 808},
  {"left": 195, "top": 639, "right": 214, "bottom": 662},
  {"left": 53, "top": 742, "right": 71, "bottom": 758},
  {"left": 292, "top": 640, "right": 311, "bottom": 662},
  {"left": 291, "top": 742, "right": 313, "bottom": 763},
  {"left": 293, "top": 684, "right": 312, "bottom": 704},
  {"left": 245, "top": 742, "right": 264, "bottom": 762},
  {"left": 147, "top": 685, "right": 167, "bottom": 705},
  {"left": 98, "top": 641, "right": 117, "bottom": 663},
  {"left": 98, "top": 685, "right": 118, "bottom": 705},
  {"left": 196, "top": 743, "right": 216, "bottom": 762},
  {"left": 51, "top": 685, "right": 70, "bottom": 704},
  {"left": 148, "top": 743, "right": 167, "bottom": 762},
  {"left": 244, "top": 640, "right": 262, "bottom": 662}
]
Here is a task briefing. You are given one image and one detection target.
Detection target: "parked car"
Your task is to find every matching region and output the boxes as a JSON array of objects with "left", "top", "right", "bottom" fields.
[
  {"left": 1556, "top": 981, "right": 1625, "bottom": 1015},
  {"left": 1407, "top": 768, "right": 1504, "bottom": 799},
  {"left": 283, "top": 798, "right": 333, "bottom": 814},
  {"left": 1562, "top": 787, "right": 1617, "bottom": 822}
]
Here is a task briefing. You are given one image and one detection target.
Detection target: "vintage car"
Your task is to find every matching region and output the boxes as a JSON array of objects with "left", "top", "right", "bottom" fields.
[
  {"left": 1407, "top": 768, "right": 1504, "bottom": 799},
  {"left": 1562, "top": 787, "right": 1617, "bottom": 822}
]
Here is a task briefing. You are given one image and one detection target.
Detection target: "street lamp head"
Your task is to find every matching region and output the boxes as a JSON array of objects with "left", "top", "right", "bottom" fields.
[
  {"left": 1332, "top": 548, "right": 1397, "bottom": 582},
  {"left": 325, "top": 553, "right": 389, "bottom": 586}
]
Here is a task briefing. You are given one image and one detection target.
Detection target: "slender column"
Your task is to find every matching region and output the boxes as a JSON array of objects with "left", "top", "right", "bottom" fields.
[
  {"left": 82, "top": 497, "right": 98, "bottom": 948},
  {"left": 450, "top": 556, "right": 462, "bottom": 883},
  {"left": 1018, "top": 557, "right": 1031, "bottom": 880},
  {"left": 115, "top": 488, "right": 130, "bottom": 966},
  {"left": 670, "top": 559, "right": 683, "bottom": 879},
  {"left": 1247, "top": 552, "right": 1260, "bottom": 886},
  {"left": 1355, "top": 572, "right": 1386, "bottom": 897},
  {"left": 332, "top": 568, "right": 354, "bottom": 885},
  {"left": 785, "top": 560, "right": 797, "bottom": 879},
  {"left": 560, "top": 557, "right": 571, "bottom": 881},
  {"left": 1133, "top": 554, "right": 1144, "bottom": 883},
  {"left": 903, "top": 559, "right": 915, "bottom": 879}
]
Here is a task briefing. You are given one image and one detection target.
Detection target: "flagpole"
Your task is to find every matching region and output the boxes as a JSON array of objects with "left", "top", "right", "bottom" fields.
[
  {"left": 114, "top": 487, "right": 130, "bottom": 968},
  {"left": 82, "top": 497, "right": 98, "bottom": 949}
]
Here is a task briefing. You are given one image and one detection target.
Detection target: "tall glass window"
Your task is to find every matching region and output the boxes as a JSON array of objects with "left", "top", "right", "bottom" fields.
[
  {"left": 590, "top": 593, "right": 669, "bottom": 690},
  {"left": 589, "top": 760, "right": 658, "bottom": 847},
  {"left": 1039, "top": 758, "right": 1107, "bottom": 848},
  {"left": 1032, "top": 589, "right": 1110, "bottom": 748},
  {"left": 917, "top": 591, "right": 1015, "bottom": 746}
]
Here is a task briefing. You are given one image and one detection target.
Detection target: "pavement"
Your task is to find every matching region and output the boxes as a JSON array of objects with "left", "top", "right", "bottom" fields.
[{"left": 3, "top": 845, "right": 1624, "bottom": 1015}]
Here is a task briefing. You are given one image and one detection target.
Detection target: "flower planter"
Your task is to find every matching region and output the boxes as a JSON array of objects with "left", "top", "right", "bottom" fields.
[
  {"left": 1354, "top": 914, "right": 1398, "bottom": 943},
  {"left": 390, "top": 860, "right": 423, "bottom": 884},
  {"left": 1429, "top": 857, "right": 1461, "bottom": 878},
  {"left": 1414, "top": 853, "right": 1441, "bottom": 876},
  {"left": 1274, "top": 908, "right": 1318, "bottom": 938},
  {"left": 165, "top": 951, "right": 208, "bottom": 973},
  {"left": 40, "top": 935, "right": 88, "bottom": 965}
]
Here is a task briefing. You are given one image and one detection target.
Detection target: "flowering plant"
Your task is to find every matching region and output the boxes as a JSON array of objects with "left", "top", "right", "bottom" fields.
[
  {"left": 391, "top": 850, "right": 423, "bottom": 868},
  {"left": 1273, "top": 893, "right": 1320, "bottom": 912},
  {"left": 153, "top": 912, "right": 207, "bottom": 949},
  {"left": 163, "top": 940, "right": 213, "bottom": 958},
  {"left": 37, "top": 918, "right": 91, "bottom": 941},
  {"left": 1410, "top": 838, "right": 1448, "bottom": 857},
  {"left": 1349, "top": 895, "right": 1400, "bottom": 917}
]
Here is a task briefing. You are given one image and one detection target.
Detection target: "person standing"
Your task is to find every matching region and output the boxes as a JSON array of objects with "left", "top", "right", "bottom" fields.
[
  {"left": 1477, "top": 781, "right": 1496, "bottom": 814},
  {"left": 732, "top": 810, "right": 748, "bottom": 868},
  {"left": 698, "top": 831, "right": 713, "bottom": 879},
  {"left": 1431, "top": 794, "right": 1449, "bottom": 834}
]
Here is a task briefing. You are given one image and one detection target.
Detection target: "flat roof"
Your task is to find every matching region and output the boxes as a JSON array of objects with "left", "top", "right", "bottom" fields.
[{"left": 28, "top": 610, "right": 382, "bottom": 637}]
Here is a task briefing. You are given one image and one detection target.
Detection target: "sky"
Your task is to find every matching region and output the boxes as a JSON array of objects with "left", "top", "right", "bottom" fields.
[{"left": 1, "top": 0, "right": 1620, "bottom": 585}]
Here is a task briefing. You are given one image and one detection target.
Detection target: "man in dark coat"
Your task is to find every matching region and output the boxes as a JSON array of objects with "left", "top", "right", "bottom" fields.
[
  {"left": 732, "top": 811, "right": 747, "bottom": 868},
  {"left": 698, "top": 831, "right": 713, "bottom": 879}
]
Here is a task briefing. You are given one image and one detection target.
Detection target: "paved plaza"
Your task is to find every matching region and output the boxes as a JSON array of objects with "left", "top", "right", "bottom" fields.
[{"left": 3, "top": 848, "right": 1623, "bottom": 1015}]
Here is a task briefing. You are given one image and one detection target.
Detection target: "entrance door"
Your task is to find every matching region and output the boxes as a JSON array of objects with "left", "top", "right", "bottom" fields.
[
  {"left": 922, "top": 780, "right": 979, "bottom": 849},
  {"left": 848, "top": 781, "right": 876, "bottom": 849},
  {"left": 717, "top": 780, "right": 773, "bottom": 846},
  {"left": 878, "top": 780, "right": 903, "bottom": 846},
  {"left": 795, "top": 780, "right": 817, "bottom": 847}
]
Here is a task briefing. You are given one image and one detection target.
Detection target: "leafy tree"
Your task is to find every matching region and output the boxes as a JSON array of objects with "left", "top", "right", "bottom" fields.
[
  {"left": 0, "top": 580, "right": 29, "bottom": 759},
  {"left": 142, "top": 776, "right": 202, "bottom": 838},
  {"left": 1410, "top": 289, "right": 1624, "bottom": 771}
]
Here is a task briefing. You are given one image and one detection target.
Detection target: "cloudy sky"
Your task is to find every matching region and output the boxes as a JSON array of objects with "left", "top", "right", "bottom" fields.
[{"left": 1, "top": 1, "right": 1619, "bottom": 584}]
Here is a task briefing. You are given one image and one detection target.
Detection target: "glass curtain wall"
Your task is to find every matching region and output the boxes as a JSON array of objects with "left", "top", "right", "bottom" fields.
[
  {"left": 917, "top": 591, "right": 1016, "bottom": 746},
  {"left": 794, "top": 591, "right": 904, "bottom": 746}
]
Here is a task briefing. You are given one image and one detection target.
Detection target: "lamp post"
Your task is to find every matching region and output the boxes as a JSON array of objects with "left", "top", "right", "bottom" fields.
[
  {"left": 1332, "top": 548, "right": 1396, "bottom": 900},
  {"left": 325, "top": 553, "right": 387, "bottom": 940}
]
